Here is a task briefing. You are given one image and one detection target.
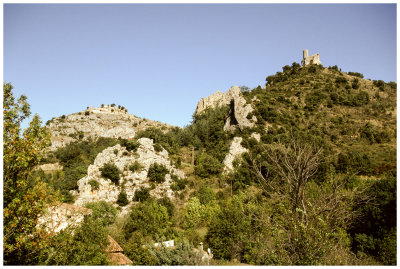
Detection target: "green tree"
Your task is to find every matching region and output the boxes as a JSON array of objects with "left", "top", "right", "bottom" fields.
[
  {"left": 148, "top": 163, "right": 169, "bottom": 183},
  {"left": 183, "top": 197, "right": 203, "bottom": 229},
  {"left": 3, "top": 83, "right": 54, "bottom": 264},
  {"left": 206, "top": 195, "right": 251, "bottom": 260},
  {"left": 116, "top": 191, "right": 129, "bottom": 206},
  {"left": 40, "top": 217, "right": 110, "bottom": 265},
  {"left": 100, "top": 163, "right": 120, "bottom": 184},
  {"left": 194, "top": 185, "right": 216, "bottom": 204},
  {"left": 124, "top": 200, "right": 170, "bottom": 239},
  {"left": 194, "top": 152, "right": 223, "bottom": 178},
  {"left": 85, "top": 201, "right": 118, "bottom": 226}
]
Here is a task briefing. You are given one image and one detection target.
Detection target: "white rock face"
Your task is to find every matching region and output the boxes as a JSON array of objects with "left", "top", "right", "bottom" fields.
[
  {"left": 37, "top": 203, "right": 92, "bottom": 233},
  {"left": 195, "top": 86, "right": 257, "bottom": 131},
  {"left": 74, "top": 138, "right": 185, "bottom": 213},
  {"left": 195, "top": 88, "right": 237, "bottom": 115},
  {"left": 251, "top": 132, "right": 261, "bottom": 142},
  {"left": 223, "top": 137, "right": 248, "bottom": 175},
  {"left": 47, "top": 107, "right": 172, "bottom": 151}
]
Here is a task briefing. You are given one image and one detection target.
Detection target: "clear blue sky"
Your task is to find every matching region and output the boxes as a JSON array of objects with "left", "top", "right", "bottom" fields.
[{"left": 4, "top": 4, "right": 397, "bottom": 128}]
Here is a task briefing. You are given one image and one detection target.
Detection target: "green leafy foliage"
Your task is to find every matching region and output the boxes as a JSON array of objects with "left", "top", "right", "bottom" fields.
[
  {"left": 120, "top": 138, "right": 139, "bottom": 152},
  {"left": 148, "top": 163, "right": 169, "bottom": 183},
  {"left": 170, "top": 174, "right": 188, "bottom": 191},
  {"left": 53, "top": 137, "right": 117, "bottom": 190},
  {"left": 129, "top": 161, "right": 143, "bottom": 173},
  {"left": 124, "top": 200, "right": 170, "bottom": 239},
  {"left": 116, "top": 191, "right": 129, "bottom": 206},
  {"left": 88, "top": 179, "right": 100, "bottom": 190},
  {"left": 100, "top": 163, "right": 121, "bottom": 185},
  {"left": 133, "top": 186, "right": 151, "bottom": 202},
  {"left": 350, "top": 175, "right": 396, "bottom": 264},
  {"left": 348, "top": 71, "right": 364, "bottom": 78},
  {"left": 194, "top": 152, "right": 223, "bottom": 178},
  {"left": 3, "top": 83, "right": 54, "bottom": 264},
  {"left": 40, "top": 218, "right": 110, "bottom": 265},
  {"left": 84, "top": 201, "right": 118, "bottom": 226},
  {"left": 194, "top": 185, "right": 216, "bottom": 205}
]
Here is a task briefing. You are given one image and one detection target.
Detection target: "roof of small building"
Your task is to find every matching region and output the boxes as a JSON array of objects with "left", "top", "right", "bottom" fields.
[
  {"left": 106, "top": 235, "right": 133, "bottom": 265},
  {"left": 106, "top": 235, "right": 124, "bottom": 253},
  {"left": 107, "top": 253, "right": 133, "bottom": 265}
]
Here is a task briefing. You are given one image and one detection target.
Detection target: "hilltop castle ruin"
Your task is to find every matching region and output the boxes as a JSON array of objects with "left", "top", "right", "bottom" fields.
[{"left": 301, "top": 49, "right": 321, "bottom": 66}]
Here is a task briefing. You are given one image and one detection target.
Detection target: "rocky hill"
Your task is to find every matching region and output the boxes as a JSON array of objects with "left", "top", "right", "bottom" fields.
[
  {"left": 46, "top": 104, "right": 173, "bottom": 150},
  {"left": 35, "top": 61, "right": 396, "bottom": 266},
  {"left": 74, "top": 138, "right": 185, "bottom": 214}
]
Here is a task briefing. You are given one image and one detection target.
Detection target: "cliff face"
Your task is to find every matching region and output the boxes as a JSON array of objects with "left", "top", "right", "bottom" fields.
[
  {"left": 46, "top": 106, "right": 173, "bottom": 151},
  {"left": 74, "top": 138, "right": 185, "bottom": 214},
  {"left": 195, "top": 86, "right": 257, "bottom": 131}
]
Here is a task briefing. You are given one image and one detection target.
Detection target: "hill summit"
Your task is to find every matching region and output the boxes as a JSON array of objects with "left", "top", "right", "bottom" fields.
[{"left": 46, "top": 104, "right": 173, "bottom": 150}]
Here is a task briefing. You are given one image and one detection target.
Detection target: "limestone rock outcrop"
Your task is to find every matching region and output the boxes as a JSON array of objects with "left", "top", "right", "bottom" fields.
[
  {"left": 46, "top": 107, "right": 172, "bottom": 151},
  {"left": 195, "top": 86, "right": 257, "bottom": 131},
  {"left": 74, "top": 138, "right": 185, "bottom": 214},
  {"left": 223, "top": 137, "right": 248, "bottom": 175},
  {"left": 37, "top": 203, "right": 92, "bottom": 233}
]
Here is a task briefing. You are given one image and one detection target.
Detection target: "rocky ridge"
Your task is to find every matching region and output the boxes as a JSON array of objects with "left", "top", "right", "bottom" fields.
[
  {"left": 46, "top": 105, "right": 173, "bottom": 151},
  {"left": 195, "top": 86, "right": 257, "bottom": 131},
  {"left": 73, "top": 138, "right": 185, "bottom": 214}
]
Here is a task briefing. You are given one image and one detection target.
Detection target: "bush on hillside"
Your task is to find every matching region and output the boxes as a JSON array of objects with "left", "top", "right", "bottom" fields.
[
  {"left": 100, "top": 163, "right": 120, "bottom": 185},
  {"left": 117, "top": 191, "right": 129, "bottom": 206},
  {"left": 148, "top": 163, "right": 169, "bottom": 183},
  {"left": 194, "top": 153, "right": 223, "bottom": 178}
]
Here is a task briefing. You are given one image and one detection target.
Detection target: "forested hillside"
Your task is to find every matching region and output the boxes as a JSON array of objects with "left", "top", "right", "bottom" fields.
[{"left": 3, "top": 63, "right": 396, "bottom": 265}]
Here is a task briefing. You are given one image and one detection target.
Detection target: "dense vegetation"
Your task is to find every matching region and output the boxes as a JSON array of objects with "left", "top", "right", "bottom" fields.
[{"left": 4, "top": 62, "right": 396, "bottom": 265}]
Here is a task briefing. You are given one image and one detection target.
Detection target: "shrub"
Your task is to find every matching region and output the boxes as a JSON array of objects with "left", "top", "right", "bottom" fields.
[
  {"left": 351, "top": 78, "right": 360, "bottom": 89},
  {"left": 85, "top": 201, "right": 117, "bottom": 226},
  {"left": 129, "top": 161, "right": 143, "bottom": 173},
  {"left": 113, "top": 149, "right": 118, "bottom": 155},
  {"left": 120, "top": 139, "right": 139, "bottom": 152},
  {"left": 157, "top": 197, "right": 175, "bottom": 218},
  {"left": 148, "top": 163, "right": 169, "bottom": 183},
  {"left": 153, "top": 143, "right": 163, "bottom": 152},
  {"left": 100, "top": 163, "right": 120, "bottom": 185},
  {"left": 351, "top": 175, "right": 396, "bottom": 264},
  {"left": 88, "top": 179, "right": 100, "bottom": 191},
  {"left": 43, "top": 218, "right": 110, "bottom": 265},
  {"left": 352, "top": 91, "right": 369, "bottom": 106},
  {"left": 335, "top": 77, "right": 347, "bottom": 85},
  {"left": 133, "top": 186, "right": 151, "bottom": 202},
  {"left": 348, "top": 71, "right": 364, "bottom": 78},
  {"left": 170, "top": 174, "right": 188, "bottom": 191},
  {"left": 183, "top": 197, "right": 203, "bottom": 229},
  {"left": 195, "top": 185, "right": 216, "bottom": 205},
  {"left": 195, "top": 153, "right": 223, "bottom": 178},
  {"left": 124, "top": 200, "right": 169, "bottom": 238},
  {"left": 60, "top": 189, "right": 74, "bottom": 203},
  {"left": 85, "top": 111, "right": 90, "bottom": 116},
  {"left": 117, "top": 191, "right": 129, "bottom": 206}
]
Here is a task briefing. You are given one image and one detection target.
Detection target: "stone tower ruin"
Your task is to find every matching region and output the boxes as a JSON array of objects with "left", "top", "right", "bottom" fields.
[{"left": 302, "top": 49, "right": 321, "bottom": 66}]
